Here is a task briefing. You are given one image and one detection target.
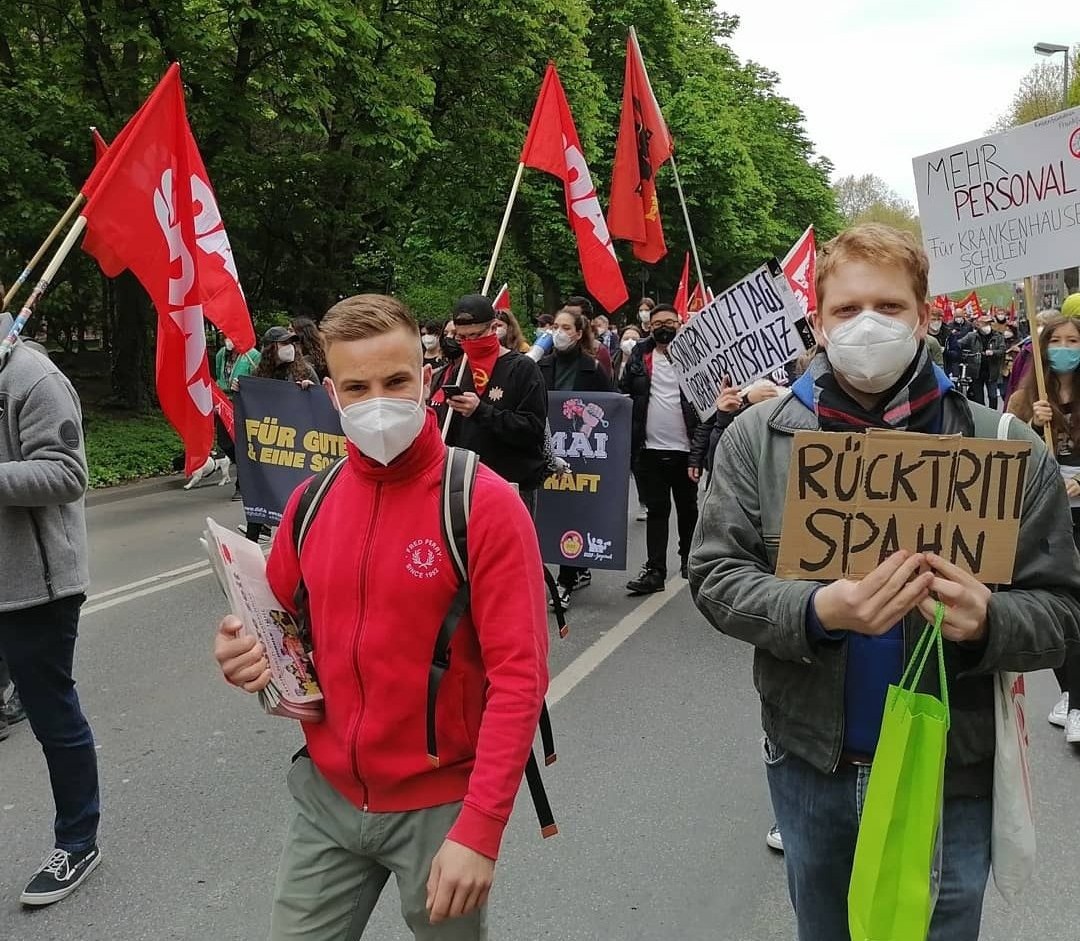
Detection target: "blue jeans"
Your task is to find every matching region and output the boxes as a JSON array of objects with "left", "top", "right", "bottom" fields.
[
  {"left": 765, "top": 740, "right": 991, "bottom": 941},
  {"left": 0, "top": 594, "right": 100, "bottom": 852}
]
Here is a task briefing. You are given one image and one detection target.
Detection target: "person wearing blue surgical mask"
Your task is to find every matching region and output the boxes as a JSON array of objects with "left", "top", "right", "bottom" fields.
[{"left": 1008, "top": 314, "right": 1080, "bottom": 748}]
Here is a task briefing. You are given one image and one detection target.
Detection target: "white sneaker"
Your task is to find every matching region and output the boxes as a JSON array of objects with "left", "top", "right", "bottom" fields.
[
  {"left": 1067, "top": 710, "right": 1080, "bottom": 745},
  {"left": 766, "top": 824, "right": 784, "bottom": 853},
  {"left": 1049, "top": 693, "right": 1069, "bottom": 728}
]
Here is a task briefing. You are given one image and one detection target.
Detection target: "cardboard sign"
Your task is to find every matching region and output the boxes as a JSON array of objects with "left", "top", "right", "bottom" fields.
[
  {"left": 667, "top": 259, "right": 809, "bottom": 420},
  {"left": 913, "top": 107, "right": 1080, "bottom": 294},
  {"left": 776, "top": 430, "right": 1031, "bottom": 584}
]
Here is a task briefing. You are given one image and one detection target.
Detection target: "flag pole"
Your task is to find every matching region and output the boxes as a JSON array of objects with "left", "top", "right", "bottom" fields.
[
  {"left": 446, "top": 160, "right": 525, "bottom": 441},
  {"left": 2, "top": 193, "right": 86, "bottom": 312},
  {"left": 0, "top": 216, "right": 87, "bottom": 366},
  {"left": 669, "top": 156, "right": 706, "bottom": 294},
  {"left": 481, "top": 162, "right": 526, "bottom": 297},
  {"left": 1023, "top": 276, "right": 1054, "bottom": 450}
]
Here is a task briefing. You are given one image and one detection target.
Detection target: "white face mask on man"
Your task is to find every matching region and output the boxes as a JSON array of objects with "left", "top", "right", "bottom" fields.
[
  {"left": 331, "top": 377, "right": 426, "bottom": 466},
  {"left": 824, "top": 310, "right": 918, "bottom": 394}
]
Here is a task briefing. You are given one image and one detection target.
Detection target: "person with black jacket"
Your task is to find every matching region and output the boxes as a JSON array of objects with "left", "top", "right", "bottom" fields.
[
  {"left": 619, "top": 303, "right": 700, "bottom": 594},
  {"left": 538, "top": 309, "right": 614, "bottom": 608},
  {"left": 434, "top": 295, "right": 548, "bottom": 514}
]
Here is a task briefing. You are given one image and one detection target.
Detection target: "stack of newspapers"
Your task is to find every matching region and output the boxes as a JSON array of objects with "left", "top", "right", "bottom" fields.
[{"left": 201, "top": 518, "right": 324, "bottom": 722}]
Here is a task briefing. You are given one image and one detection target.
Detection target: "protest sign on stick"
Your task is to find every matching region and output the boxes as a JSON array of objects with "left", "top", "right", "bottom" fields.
[
  {"left": 775, "top": 429, "right": 1031, "bottom": 584},
  {"left": 667, "top": 259, "right": 809, "bottom": 420},
  {"left": 913, "top": 107, "right": 1080, "bottom": 294}
]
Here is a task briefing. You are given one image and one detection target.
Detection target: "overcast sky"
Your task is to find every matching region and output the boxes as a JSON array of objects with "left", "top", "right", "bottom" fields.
[{"left": 720, "top": 0, "right": 1080, "bottom": 208}]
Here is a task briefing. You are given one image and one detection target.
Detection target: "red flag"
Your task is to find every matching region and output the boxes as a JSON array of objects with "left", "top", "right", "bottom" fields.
[
  {"left": 934, "top": 295, "right": 954, "bottom": 322},
  {"left": 79, "top": 65, "right": 255, "bottom": 474},
  {"left": 492, "top": 283, "right": 511, "bottom": 313},
  {"left": 688, "top": 283, "right": 706, "bottom": 316},
  {"left": 955, "top": 291, "right": 984, "bottom": 319},
  {"left": 607, "top": 28, "right": 674, "bottom": 264},
  {"left": 674, "top": 252, "right": 690, "bottom": 321},
  {"left": 91, "top": 127, "right": 108, "bottom": 164},
  {"left": 211, "top": 383, "right": 235, "bottom": 441},
  {"left": 782, "top": 226, "right": 817, "bottom": 318},
  {"left": 521, "top": 64, "right": 628, "bottom": 314},
  {"left": 1008, "top": 299, "right": 1017, "bottom": 320}
]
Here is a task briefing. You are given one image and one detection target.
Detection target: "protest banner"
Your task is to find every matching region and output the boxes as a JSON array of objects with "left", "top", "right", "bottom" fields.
[
  {"left": 776, "top": 429, "right": 1031, "bottom": 584},
  {"left": 234, "top": 377, "right": 346, "bottom": 526},
  {"left": 913, "top": 106, "right": 1080, "bottom": 295},
  {"left": 667, "top": 259, "right": 809, "bottom": 420},
  {"left": 536, "top": 392, "right": 632, "bottom": 571}
]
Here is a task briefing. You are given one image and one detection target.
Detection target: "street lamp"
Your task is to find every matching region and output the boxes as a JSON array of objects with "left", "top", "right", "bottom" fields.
[{"left": 1034, "top": 41, "right": 1071, "bottom": 109}]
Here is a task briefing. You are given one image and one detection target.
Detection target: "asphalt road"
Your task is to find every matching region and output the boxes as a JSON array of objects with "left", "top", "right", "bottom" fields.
[{"left": 1, "top": 476, "right": 1078, "bottom": 941}]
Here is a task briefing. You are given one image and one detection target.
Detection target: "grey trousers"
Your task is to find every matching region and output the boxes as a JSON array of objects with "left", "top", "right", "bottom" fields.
[{"left": 270, "top": 757, "right": 487, "bottom": 941}]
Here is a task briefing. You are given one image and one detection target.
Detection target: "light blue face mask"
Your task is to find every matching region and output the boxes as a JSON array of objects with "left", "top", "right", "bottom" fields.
[{"left": 1048, "top": 346, "right": 1080, "bottom": 374}]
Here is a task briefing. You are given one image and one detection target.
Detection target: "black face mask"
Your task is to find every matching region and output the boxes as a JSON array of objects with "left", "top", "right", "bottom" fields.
[
  {"left": 652, "top": 326, "right": 678, "bottom": 345},
  {"left": 440, "top": 336, "right": 463, "bottom": 360}
]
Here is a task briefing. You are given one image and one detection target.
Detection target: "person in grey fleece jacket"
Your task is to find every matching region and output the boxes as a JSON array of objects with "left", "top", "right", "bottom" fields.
[{"left": 0, "top": 311, "right": 102, "bottom": 906}]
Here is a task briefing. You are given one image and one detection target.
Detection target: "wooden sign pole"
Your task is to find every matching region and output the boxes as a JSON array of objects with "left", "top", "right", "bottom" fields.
[{"left": 1023, "top": 276, "right": 1055, "bottom": 450}]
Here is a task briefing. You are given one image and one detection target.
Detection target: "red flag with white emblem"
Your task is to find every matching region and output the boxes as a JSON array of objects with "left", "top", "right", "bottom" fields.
[
  {"left": 782, "top": 226, "right": 817, "bottom": 319},
  {"left": 520, "top": 64, "right": 629, "bottom": 314},
  {"left": 79, "top": 65, "right": 255, "bottom": 474}
]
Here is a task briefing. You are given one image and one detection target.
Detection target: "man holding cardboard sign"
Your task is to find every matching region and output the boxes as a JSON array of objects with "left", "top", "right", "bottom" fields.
[{"left": 688, "top": 223, "right": 1080, "bottom": 941}]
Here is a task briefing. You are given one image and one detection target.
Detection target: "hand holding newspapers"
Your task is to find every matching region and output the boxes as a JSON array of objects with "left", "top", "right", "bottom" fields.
[{"left": 202, "top": 518, "right": 324, "bottom": 722}]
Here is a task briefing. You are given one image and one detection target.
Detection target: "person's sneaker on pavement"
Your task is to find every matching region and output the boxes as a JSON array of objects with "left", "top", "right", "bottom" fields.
[
  {"left": 20, "top": 846, "right": 102, "bottom": 907},
  {"left": 1049, "top": 692, "right": 1069, "bottom": 728},
  {"left": 626, "top": 565, "right": 665, "bottom": 595},
  {"left": 3, "top": 688, "right": 26, "bottom": 726},
  {"left": 1067, "top": 710, "right": 1080, "bottom": 745},
  {"left": 766, "top": 825, "right": 784, "bottom": 853},
  {"left": 570, "top": 570, "right": 592, "bottom": 591},
  {"left": 550, "top": 585, "right": 572, "bottom": 611},
  {"left": 636, "top": 505, "right": 648, "bottom": 522}
]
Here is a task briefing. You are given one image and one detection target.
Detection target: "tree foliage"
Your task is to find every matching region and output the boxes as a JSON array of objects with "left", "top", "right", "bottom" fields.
[
  {"left": 0, "top": 0, "right": 839, "bottom": 406},
  {"left": 993, "top": 50, "right": 1080, "bottom": 131},
  {"left": 833, "top": 173, "right": 921, "bottom": 240}
]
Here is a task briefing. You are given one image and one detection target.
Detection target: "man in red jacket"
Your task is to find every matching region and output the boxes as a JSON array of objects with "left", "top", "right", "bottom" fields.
[{"left": 213, "top": 295, "right": 549, "bottom": 940}]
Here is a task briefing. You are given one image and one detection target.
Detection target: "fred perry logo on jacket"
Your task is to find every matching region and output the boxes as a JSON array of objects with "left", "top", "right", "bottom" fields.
[{"left": 406, "top": 538, "right": 443, "bottom": 580}]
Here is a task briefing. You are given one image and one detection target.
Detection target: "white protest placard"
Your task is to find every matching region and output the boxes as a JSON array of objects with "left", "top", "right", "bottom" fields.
[
  {"left": 913, "top": 107, "right": 1080, "bottom": 294},
  {"left": 667, "top": 259, "right": 808, "bottom": 420}
]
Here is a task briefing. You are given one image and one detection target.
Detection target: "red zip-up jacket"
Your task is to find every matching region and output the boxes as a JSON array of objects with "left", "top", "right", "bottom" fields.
[{"left": 266, "top": 412, "right": 549, "bottom": 860}]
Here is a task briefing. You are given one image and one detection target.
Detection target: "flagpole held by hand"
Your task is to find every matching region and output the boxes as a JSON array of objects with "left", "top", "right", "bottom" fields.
[
  {"left": 1023, "top": 276, "right": 1054, "bottom": 450},
  {"left": 0, "top": 216, "right": 87, "bottom": 367},
  {"left": 481, "top": 163, "right": 526, "bottom": 297},
  {"left": 2, "top": 193, "right": 86, "bottom": 312},
  {"left": 669, "top": 156, "right": 706, "bottom": 293}
]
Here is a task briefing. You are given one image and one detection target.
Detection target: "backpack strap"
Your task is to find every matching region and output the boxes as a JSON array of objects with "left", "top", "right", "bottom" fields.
[
  {"left": 290, "top": 458, "right": 348, "bottom": 647},
  {"left": 427, "top": 447, "right": 479, "bottom": 766},
  {"left": 427, "top": 447, "right": 559, "bottom": 838}
]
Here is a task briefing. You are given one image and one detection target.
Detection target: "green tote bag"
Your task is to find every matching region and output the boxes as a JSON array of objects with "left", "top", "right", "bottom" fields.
[{"left": 848, "top": 603, "right": 950, "bottom": 941}]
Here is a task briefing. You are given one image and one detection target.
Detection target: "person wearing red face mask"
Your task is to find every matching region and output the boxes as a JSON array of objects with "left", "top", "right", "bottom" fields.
[{"left": 434, "top": 295, "right": 548, "bottom": 515}]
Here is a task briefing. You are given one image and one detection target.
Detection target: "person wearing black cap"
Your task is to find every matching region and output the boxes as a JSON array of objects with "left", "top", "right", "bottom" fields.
[
  {"left": 432, "top": 295, "right": 548, "bottom": 513},
  {"left": 253, "top": 326, "right": 319, "bottom": 385},
  {"left": 241, "top": 327, "right": 320, "bottom": 541}
]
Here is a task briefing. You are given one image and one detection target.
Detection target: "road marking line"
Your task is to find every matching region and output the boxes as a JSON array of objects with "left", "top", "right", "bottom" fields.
[
  {"left": 86, "top": 560, "right": 210, "bottom": 602},
  {"left": 547, "top": 579, "right": 689, "bottom": 709},
  {"left": 82, "top": 570, "right": 214, "bottom": 617}
]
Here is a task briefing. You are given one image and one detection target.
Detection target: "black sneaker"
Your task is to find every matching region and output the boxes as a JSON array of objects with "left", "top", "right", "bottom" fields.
[
  {"left": 3, "top": 689, "right": 26, "bottom": 725},
  {"left": 626, "top": 566, "right": 665, "bottom": 595},
  {"left": 680, "top": 559, "right": 689, "bottom": 581},
  {"left": 21, "top": 846, "right": 102, "bottom": 907},
  {"left": 550, "top": 586, "right": 572, "bottom": 611},
  {"left": 570, "top": 571, "right": 592, "bottom": 591}
]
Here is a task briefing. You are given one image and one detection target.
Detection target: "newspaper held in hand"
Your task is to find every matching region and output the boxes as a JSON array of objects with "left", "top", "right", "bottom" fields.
[{"left": 201, "top": 518, "right": 324, "bottom": 722}]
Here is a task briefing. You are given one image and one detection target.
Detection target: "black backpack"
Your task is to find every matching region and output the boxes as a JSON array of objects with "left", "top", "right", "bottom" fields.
[{"left": 291, "top": 446, "right": 557, "bottom": 838}]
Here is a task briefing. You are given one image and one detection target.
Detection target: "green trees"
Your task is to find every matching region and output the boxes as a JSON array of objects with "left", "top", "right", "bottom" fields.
[{"left": 0, "top": 1, "right": 838, "bottom": 406}]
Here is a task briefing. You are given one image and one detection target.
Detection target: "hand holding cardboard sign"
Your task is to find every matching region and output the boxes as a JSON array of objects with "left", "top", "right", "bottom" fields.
[
  {"left": 812, "top": 551, "right": 934, "bottom": 636},
  {"left": 916, "top": 553, "right": 990, "bottom": 644}
]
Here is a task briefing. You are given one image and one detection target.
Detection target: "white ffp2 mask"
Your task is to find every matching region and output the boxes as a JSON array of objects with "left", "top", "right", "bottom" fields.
[
  {"left": 824, "top": 310, "right": 918, "bottom": 394},
  {"left": 332, "top": 381, "right": 426, "bottom": 466}
]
